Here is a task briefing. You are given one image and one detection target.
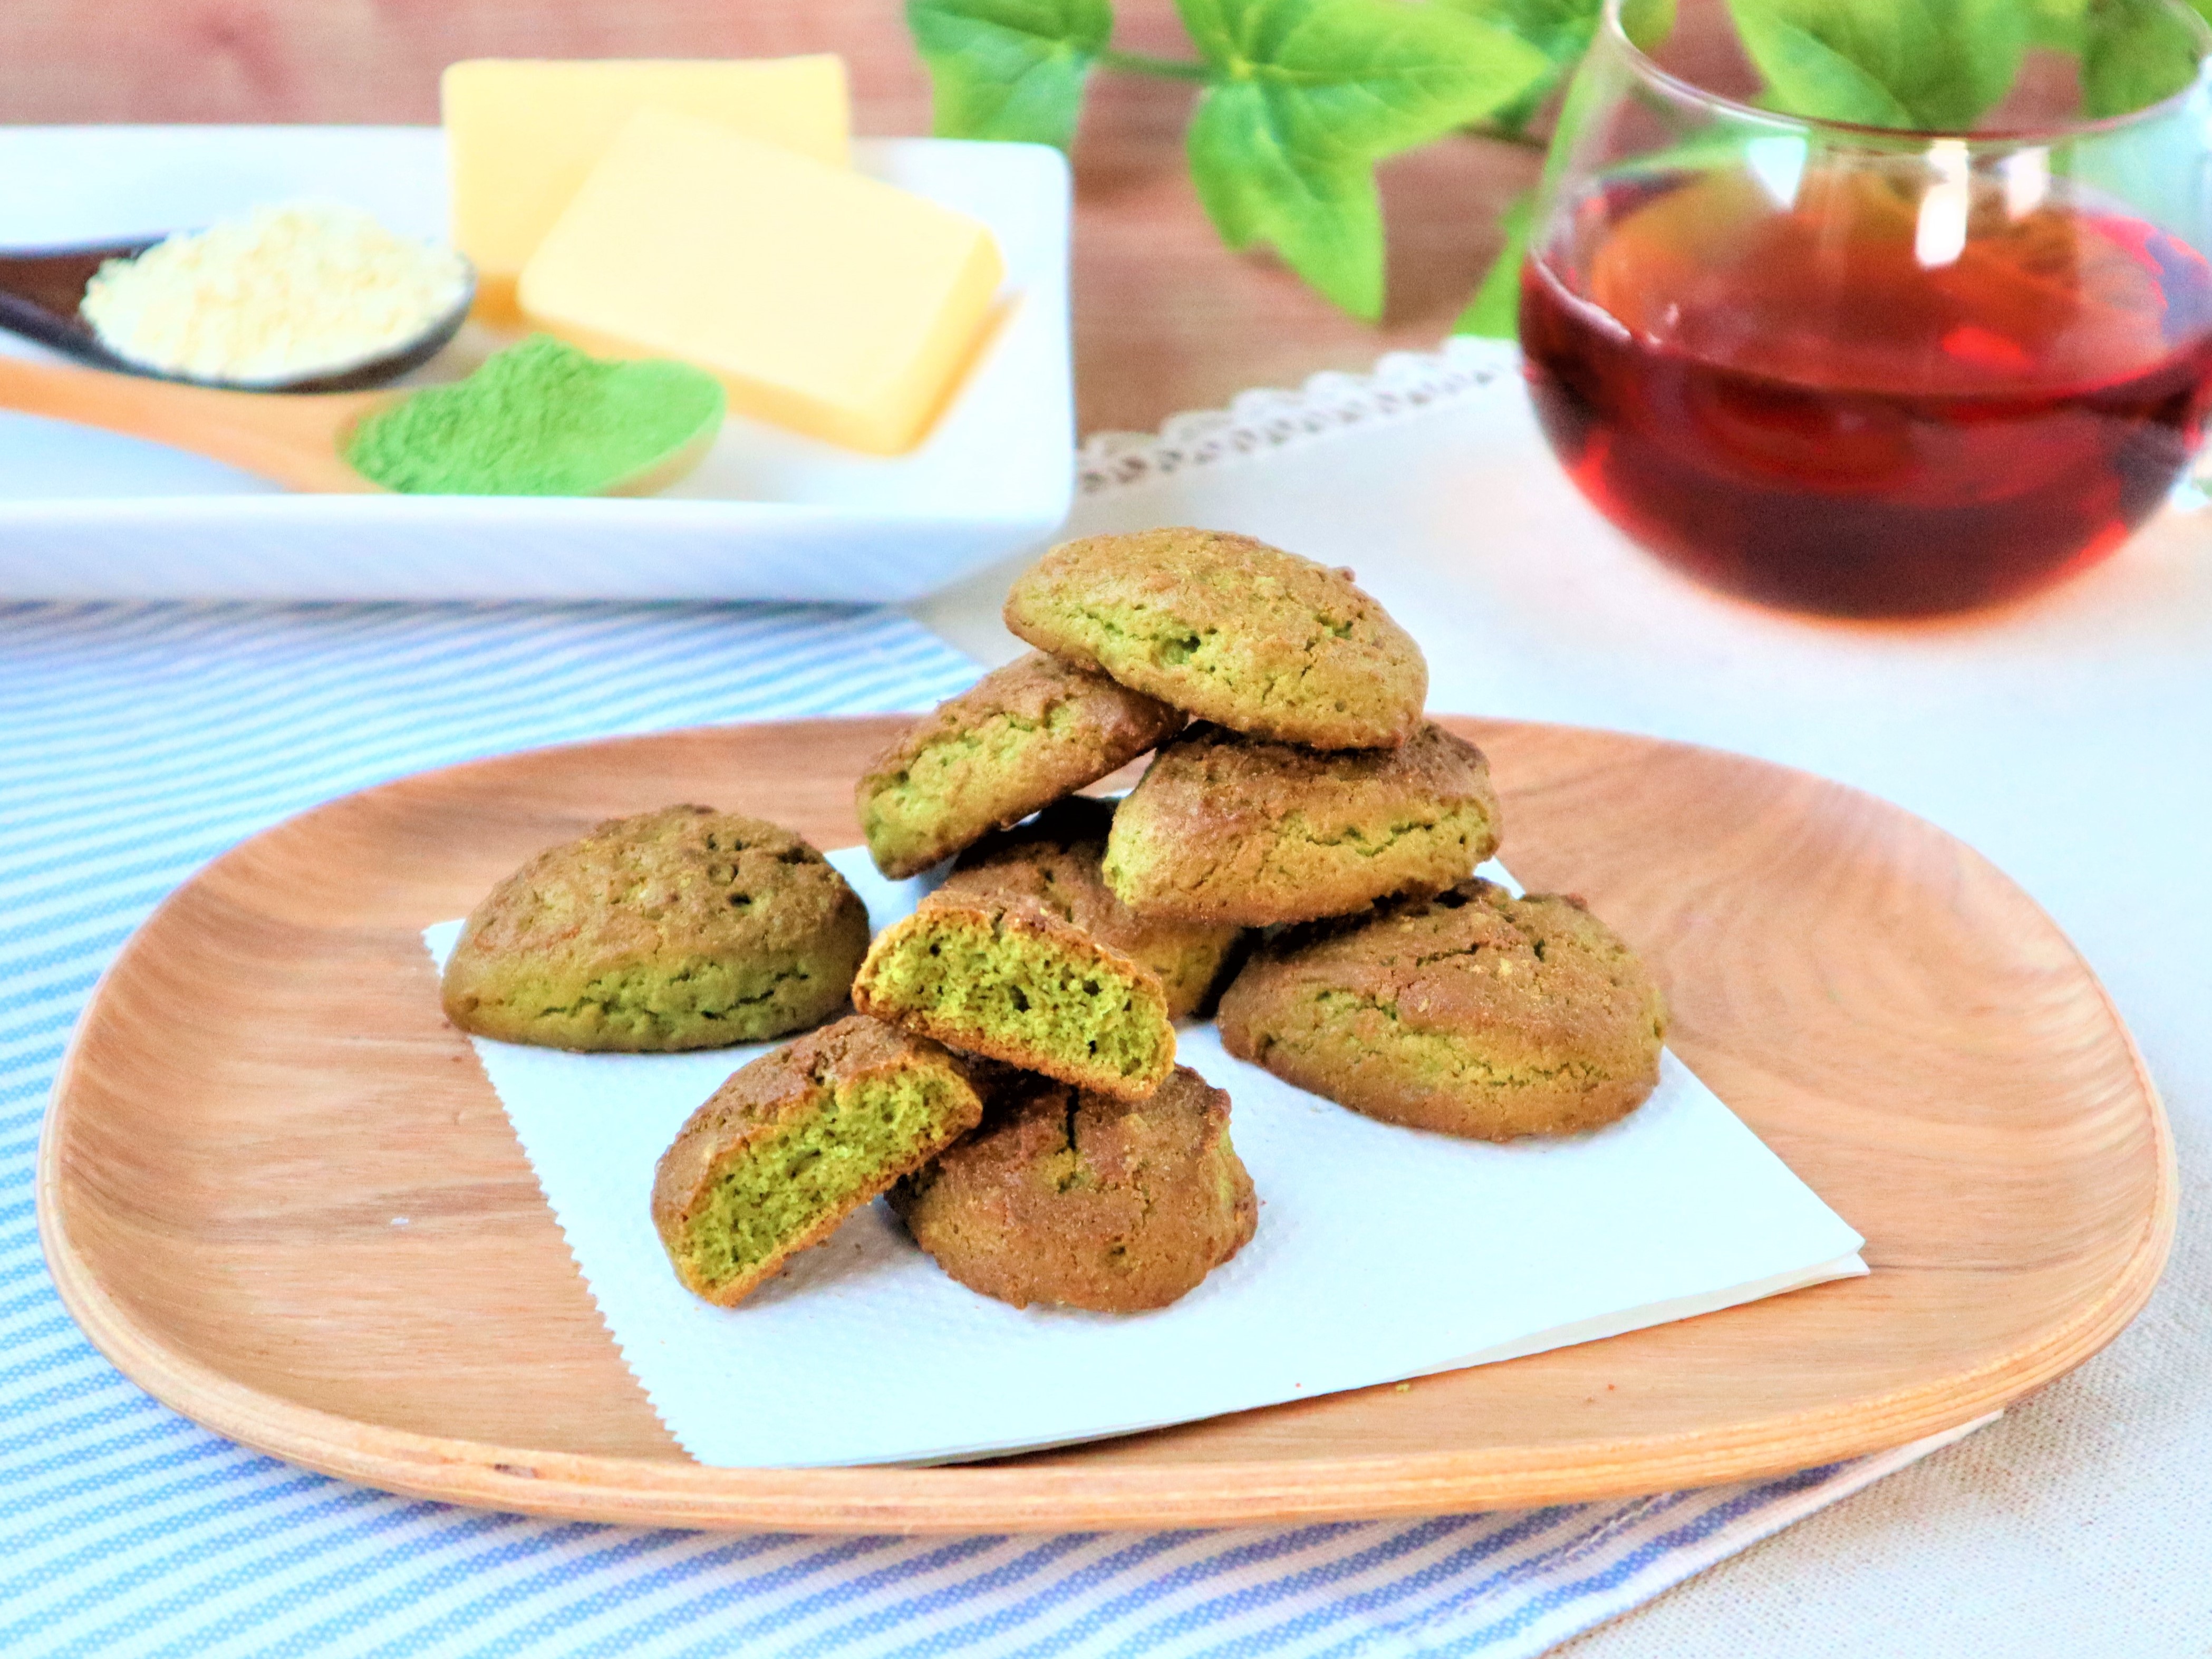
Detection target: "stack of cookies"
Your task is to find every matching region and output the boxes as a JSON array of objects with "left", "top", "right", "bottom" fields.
[
  {"left": 846, "top": 526, "right": 1668, "bottom": 1305},
  {"left": 437, "top": 526, "right": 1667, "bottom": 1321}
]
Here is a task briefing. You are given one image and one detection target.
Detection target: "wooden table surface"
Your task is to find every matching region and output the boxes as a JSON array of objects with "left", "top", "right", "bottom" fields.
[{"left": 0, "top": 0, "right": 1534, "bottom": 437}]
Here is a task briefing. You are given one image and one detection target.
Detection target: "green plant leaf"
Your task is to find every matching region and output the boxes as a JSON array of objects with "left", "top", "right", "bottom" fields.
[
  {"left": 2081, "top": 0, "right": 2205, "bottom": 116},
  {"left": 1725, "top": 0, "right": 2028, "bottom": 129},
  {"left": 1905, "top": 0, "right": 2027, "bottom": 124},
  {"left": 1438, "top": 0, "right": 1674, "bottom": 91},
  {"left": 1178, "top": 0, "right": 1551, "bottom": 319},
  {"left": 907, "top": 0, "right": 1114, "bottom": 148},
  {"left": 1435, "top": 0, "right": 1605, "bottom": 132},
  {"left": 1727, "top": 6, "right": 1918, "bottom": 124},
  {"left": 1621, "top": 0, "right": 1678, "bottom": 49},
  {"left": 2025, "top": 0, "right": 2089, "bottom": 50},
  {"left": 1453, "top": 190, "right": 1534, "bottom": 337},
  {"left": 1440, "top": 0, "right": 1602, "bottom": 72},
  {"left": 1186, "top": 90, "right": 1388, "bottom": 315}
]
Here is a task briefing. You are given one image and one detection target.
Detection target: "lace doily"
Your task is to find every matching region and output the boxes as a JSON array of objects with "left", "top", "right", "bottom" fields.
[{"left": 1076, "top": 334, "right": 1522, "bottom": 495}]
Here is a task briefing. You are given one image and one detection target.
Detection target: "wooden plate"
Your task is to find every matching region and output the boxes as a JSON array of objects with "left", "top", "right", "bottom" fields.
[{"left": 37, "top": 717, "right": 2174, "bottom": 1532}]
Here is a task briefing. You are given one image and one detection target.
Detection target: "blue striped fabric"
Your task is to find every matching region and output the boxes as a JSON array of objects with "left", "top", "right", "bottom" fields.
[{"left": 1, "top": 601, "right": 1963, "bottom": 1657}]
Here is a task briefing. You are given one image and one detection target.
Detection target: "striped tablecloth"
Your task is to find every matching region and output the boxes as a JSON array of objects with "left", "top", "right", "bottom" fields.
[{"left": 2, "top": 601, "right": 1978, "bottom": 1657}]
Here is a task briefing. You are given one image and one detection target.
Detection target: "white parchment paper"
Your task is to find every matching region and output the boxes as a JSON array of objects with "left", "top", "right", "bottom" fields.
[{"left": 424, "top": 850, "right": 1865, "bottom": 1468}]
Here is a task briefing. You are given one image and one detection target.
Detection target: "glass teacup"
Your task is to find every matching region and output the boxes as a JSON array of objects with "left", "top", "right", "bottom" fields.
[{"left": 1520, "top": 0, "right": 2212, "bottom": 618}]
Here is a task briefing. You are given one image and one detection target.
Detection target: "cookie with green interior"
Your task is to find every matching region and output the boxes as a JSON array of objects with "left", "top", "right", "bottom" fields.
[
  {"left": 892, "top": 1064, "right": 1256, "bottom": 1311},
  {"left": 1105, "top": 721, "right": 1500, "bottom": 927},
  {"left": 943, "top": 797, "right": 1242, "bottom": 1019},
  {"left": 442, "top": 804, "right": 868, "bottom": 1051},
  {"left": 852, "top": 888, "right": 1176, "bottom": 1099},
  {"left": 1001, "top": 527, "right": 1427, "bottom": 750},
  {"left": 857, "top": 652, "right": 1183, "bottom": 879},
  {"left": 1218, "top": 879, "right": 1667, "bottom": 1141},
  {"left": 652, "top": 1015, "right": 983, "bottom": 1307}
]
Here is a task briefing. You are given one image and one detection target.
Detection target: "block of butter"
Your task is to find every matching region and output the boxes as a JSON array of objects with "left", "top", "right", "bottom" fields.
[
  {"left": 519, "top": 110, "right": 1006, "bottom": 456},
  {"left": 442, "top": 57, "right": 848, "bottom": 321}
]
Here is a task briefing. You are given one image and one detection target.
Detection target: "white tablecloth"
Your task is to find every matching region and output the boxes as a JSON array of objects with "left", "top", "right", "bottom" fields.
[{"left": 912, "top": 339, "right": 2212, "bottom": 1655}]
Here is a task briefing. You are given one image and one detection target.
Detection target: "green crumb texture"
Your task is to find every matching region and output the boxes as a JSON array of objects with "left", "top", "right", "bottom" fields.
[
  {"left": 891, "top": 1064, "right": 1257, "bottom": 1312},
  {"left": 941, "top": 797, "right": 1244, "bottom": 1021},
  {"left": 346, "top": 334, "right": 723, "bottom": 495},
  {"left": 1002, "top": 528, "right": 1428, "bottom": 751},
  {"left": 652, "top": 1016, "right": 983, "bottom": 1306},
  {"left": 441, "top": 804, "right": 868, "bottom": 1052},
  {"left": 1104, "top": 721, "right": 1502, "bottom": 926},
  {"left": 855, "top": 651, "right": 1182, "bottom": 879},
  {"left": 1218, "top": 878, "right": 1668, "bottom": 1141},
  {"left": 852, "top": 893, "right": 1176, "bottom": 1099}
]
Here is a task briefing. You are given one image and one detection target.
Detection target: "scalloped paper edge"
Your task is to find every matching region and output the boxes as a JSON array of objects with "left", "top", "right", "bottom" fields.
[{"left": 1076, "top": 335, "right": 1523, "bottom": 495}]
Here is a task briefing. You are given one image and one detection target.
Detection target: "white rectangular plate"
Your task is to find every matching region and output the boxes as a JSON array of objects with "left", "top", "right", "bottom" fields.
[
  {"left": 0, "top": 126, "right": 1073, "bottom": 601},
  {"left": 424, "top": 850, "right": 1867, "bottom": 1470}
]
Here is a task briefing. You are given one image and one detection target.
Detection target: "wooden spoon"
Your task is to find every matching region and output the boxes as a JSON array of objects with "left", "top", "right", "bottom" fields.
[
  {"left": 0, "top": 353, "right": 384, "bottom": 491},
  {"left": 0, "top": 237, "right": 472, "bottom": 393},
  {"left": 0, "top": 351, "right": 725, "bottom": 497}
]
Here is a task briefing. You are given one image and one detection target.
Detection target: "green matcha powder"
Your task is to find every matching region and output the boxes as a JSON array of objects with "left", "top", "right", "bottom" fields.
[{"left": 346, "top": 335, "right": 725, "bottom": 496}]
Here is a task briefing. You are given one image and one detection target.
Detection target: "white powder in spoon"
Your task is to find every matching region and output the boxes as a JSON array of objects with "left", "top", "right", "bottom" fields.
[{"left": 81, "top": 201, "right": 471, "bottom": 384}]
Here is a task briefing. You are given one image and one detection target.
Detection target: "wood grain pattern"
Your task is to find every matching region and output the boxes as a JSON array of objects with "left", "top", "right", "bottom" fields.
[
  {"left": 0, "top": 1, "right": 1535, "bottom": 435},
  {"left": 37, "top": 716, "right": 2174, "bottom": 1531},
  {"left": 0, "top": 356, "right": 386, "bottom": 489}
]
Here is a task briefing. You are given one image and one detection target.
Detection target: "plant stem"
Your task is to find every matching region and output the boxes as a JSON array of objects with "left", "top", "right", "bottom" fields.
[
  {"left": 1463, "top": 122, "right": 1551, "bottom": 152},
  {"left": 1096, "top": 47, "right": 1214, "bottom": 82}
]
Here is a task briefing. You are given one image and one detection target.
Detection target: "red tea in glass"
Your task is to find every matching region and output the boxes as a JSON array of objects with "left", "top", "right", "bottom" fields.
[{"left": 1520, "top": 164, "right": 2212, "bottom": 618}]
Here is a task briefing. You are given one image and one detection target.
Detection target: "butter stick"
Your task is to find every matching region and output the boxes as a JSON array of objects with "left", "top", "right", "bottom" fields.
[
  {"left": 519, "top": 109, "right": 1004, "bottom": 455},
  {"left": 443, "top": 56, "right": 849, "bottom": 322}
]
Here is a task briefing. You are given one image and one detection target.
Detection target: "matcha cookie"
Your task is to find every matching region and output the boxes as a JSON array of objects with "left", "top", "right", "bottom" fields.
[
  {"left": 442, "top": 805, "right": 867, "bottom": 1051},
  {"left": 943, "top": 797, "right": 1243, "bottom": 1019},
  {"left": 858, "top": 652, "right": 1185, "bottom": 879},
  {"left": 891, "top": 1064, "right": 1256, "bottom": 1311},
  {"left": 1104, "top": 721, "right": 1501, "bottom": 926},
  {"left": 652, "top": 1015, "right": 984, "bottom": 1307},
  {"left": 852, "top": 886, "right": 1176, "bottom": 1099},
  {"left": 1218, "top": 879, "right": 1667, "bottom": 1141},
  {"left": 1002, "top": 527, "right": 1427, "bottom": 750}
]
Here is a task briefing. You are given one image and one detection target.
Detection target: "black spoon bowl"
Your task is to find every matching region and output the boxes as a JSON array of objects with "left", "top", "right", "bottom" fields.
[{"left": 0, "top": 236, "right": 475, "bottom": 394}]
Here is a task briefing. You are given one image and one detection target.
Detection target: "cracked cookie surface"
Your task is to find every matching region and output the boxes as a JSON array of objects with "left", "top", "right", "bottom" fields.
[
  {"left": 1002, "top": 527, "right": 1426, "bottom": 750},
  {"left": 943, "top": 797, "right": 1243, "bottom": 1019},
  {"left": 891, "top": 1064, "right": 1256, "bottom": 1311},
  {"left": 1105, "top": 721, "right": 1501, "bottom": 925},
  {"left": 857, "top": 652, "right": 1183, "bottom": 879},
  {"left": 1218, "top": 878, "right": 1667, "bottom": 1140},
  {"left": 442, "top": 804, "right": 869, "bottom": 1051}
]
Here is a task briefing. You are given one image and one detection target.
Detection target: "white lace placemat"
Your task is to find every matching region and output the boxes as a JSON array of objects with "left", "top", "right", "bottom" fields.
[{"left": 1078, "top": 336, "right": 1525, "bottom": 495}]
